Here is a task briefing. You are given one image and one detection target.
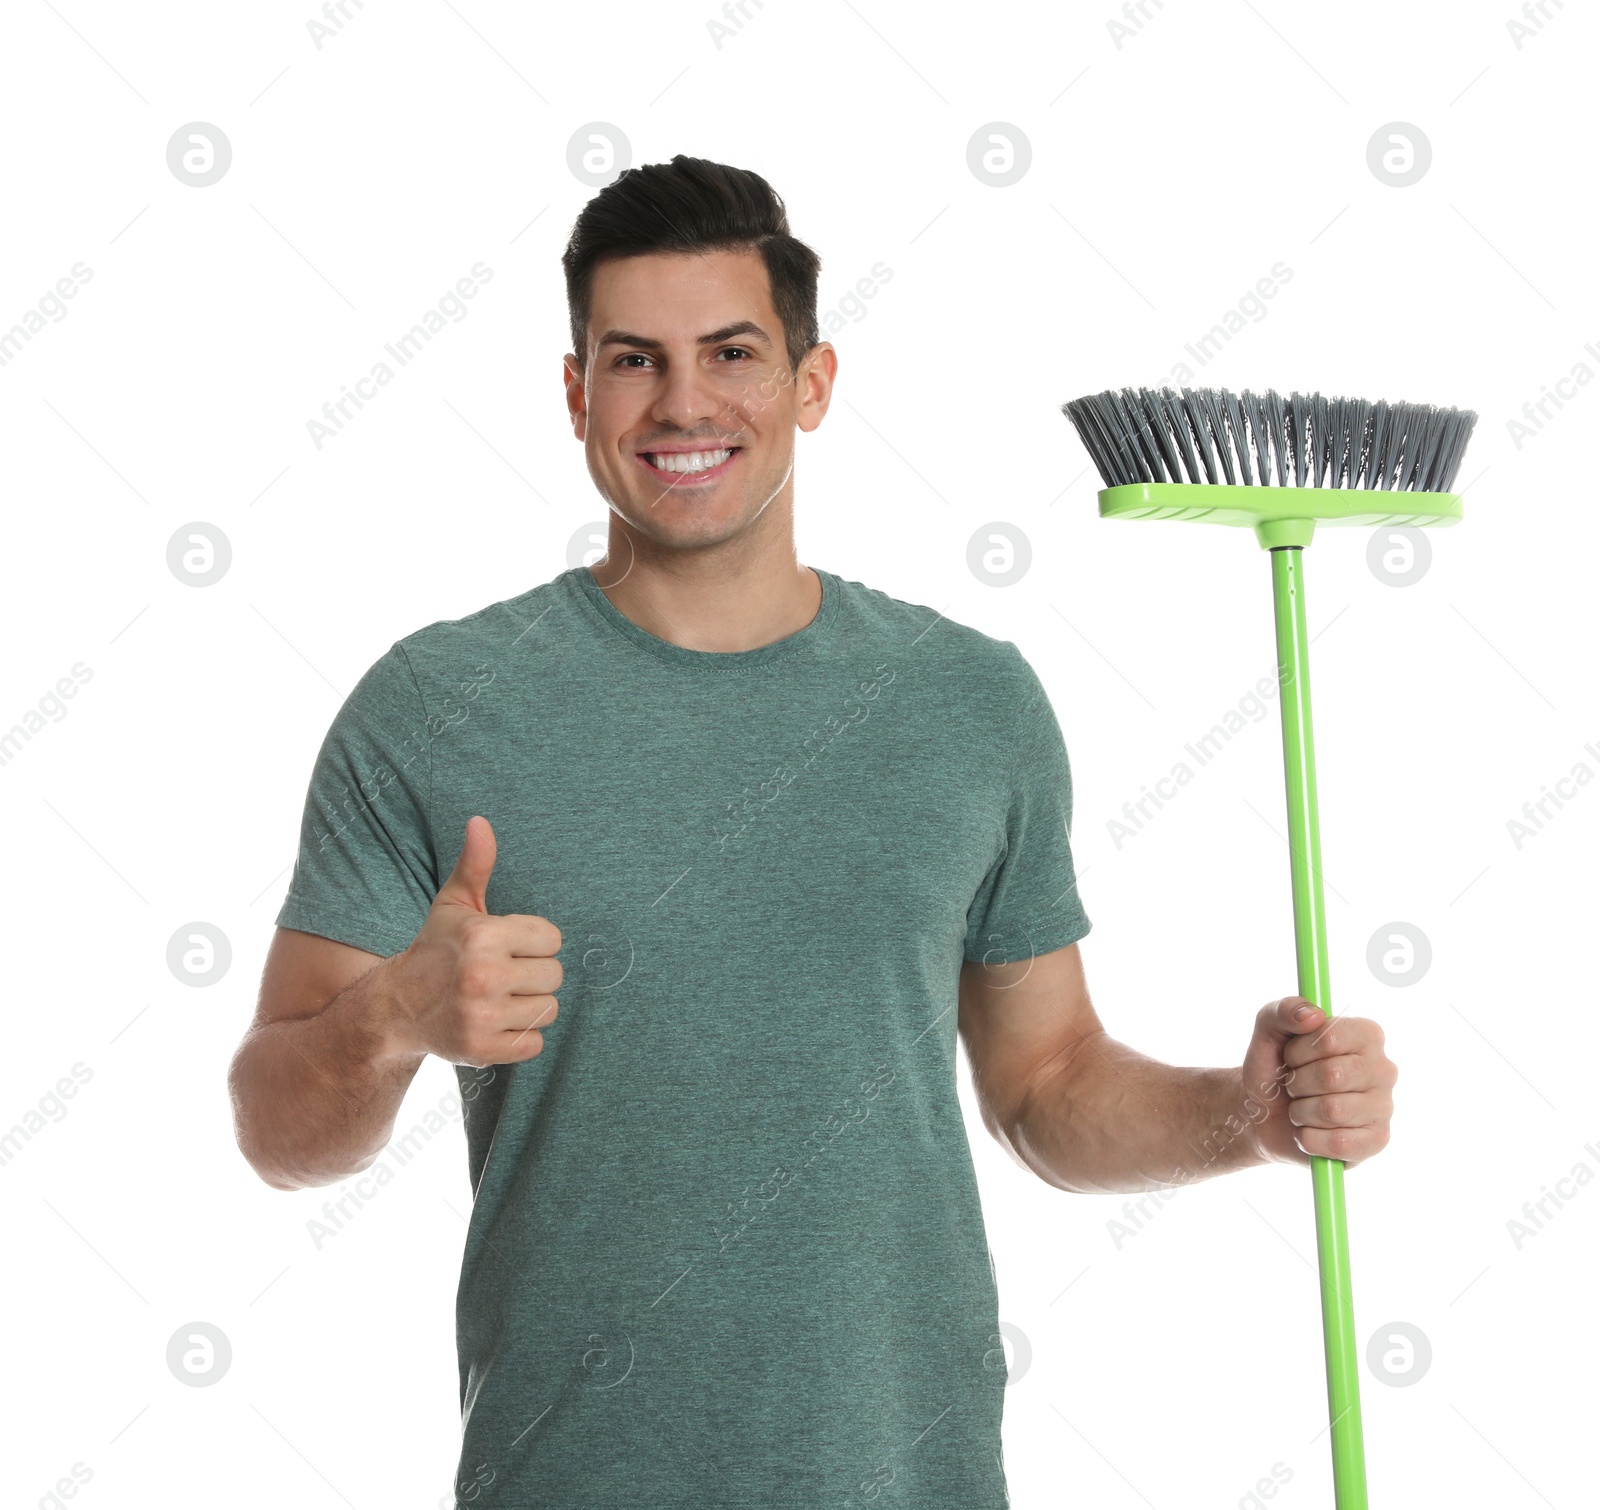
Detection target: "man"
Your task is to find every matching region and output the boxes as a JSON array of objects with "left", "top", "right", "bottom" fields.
[{"left": 228, "top": 154, "right": 1397, "bottom": 1508}]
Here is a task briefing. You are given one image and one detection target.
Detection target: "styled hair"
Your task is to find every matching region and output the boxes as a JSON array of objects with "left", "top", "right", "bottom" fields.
[{"left": 561, "top": 154, "right": 821, "bottom": 374}]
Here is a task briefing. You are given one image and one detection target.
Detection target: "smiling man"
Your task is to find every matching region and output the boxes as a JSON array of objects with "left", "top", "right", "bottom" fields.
[{"left": 228, "top": 154, "right": 1398, "bottom": 1509}]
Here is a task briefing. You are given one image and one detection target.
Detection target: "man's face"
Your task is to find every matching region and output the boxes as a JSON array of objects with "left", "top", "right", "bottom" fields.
[{"left": 565, "top": 248, "right": 834, "bottom": 553}]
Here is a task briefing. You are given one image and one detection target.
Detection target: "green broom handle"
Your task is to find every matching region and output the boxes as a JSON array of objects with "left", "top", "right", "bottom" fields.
[{"left": 1268, "top": 544, "right": 1368, "bottom": 1510}]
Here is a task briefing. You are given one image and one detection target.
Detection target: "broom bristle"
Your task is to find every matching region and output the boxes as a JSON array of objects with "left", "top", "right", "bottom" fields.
[{"left": 1063, "top": 385, "right": 1477, "bottom": 494}]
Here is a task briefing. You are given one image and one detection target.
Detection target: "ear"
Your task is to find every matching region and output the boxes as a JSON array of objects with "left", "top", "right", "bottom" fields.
[
  {"left": 796, "top": 342, "right": 838, "bottom": 435},
  {"left": 564, "top": 352, "right": 588, "bottom": 439}
]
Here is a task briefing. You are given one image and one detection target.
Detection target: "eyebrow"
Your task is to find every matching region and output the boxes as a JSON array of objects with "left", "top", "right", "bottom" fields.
[{"left": 595, "top": 320, "right": 772, "bottom": 353}]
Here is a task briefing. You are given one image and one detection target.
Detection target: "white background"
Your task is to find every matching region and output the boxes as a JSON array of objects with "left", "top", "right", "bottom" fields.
[{"left": 1, "top": 2, "right": 1594, "bottom": 1506}]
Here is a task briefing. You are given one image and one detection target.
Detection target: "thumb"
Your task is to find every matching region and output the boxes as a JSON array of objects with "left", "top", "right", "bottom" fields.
[
  {"left": 1257, "top": 994, "right": 1327, "bottom": 1045},
  {"left": 1244, "top": 995, "right": 1327, "bottom": 1094},
  {"left": 436, "top": 815, "right": 496, "bottom": 913}
]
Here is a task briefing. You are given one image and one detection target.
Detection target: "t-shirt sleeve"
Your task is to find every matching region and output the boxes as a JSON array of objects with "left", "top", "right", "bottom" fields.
[
  {"left": 962, "top": 648, "right": 1092, "bottom": 965},
  {"left": 273, "top": 641, "right": 440, "bottom": 958}
]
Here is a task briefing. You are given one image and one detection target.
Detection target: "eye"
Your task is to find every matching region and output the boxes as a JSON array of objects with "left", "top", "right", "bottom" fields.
[
  {"left": 615, "top": 353, "right": 654, "bottom": 369},
  {"left": 716, "top": 347, "right": 754, "bottom": 361}
]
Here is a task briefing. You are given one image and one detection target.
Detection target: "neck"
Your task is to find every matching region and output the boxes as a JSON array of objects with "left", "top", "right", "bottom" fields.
[{"left": 589, "top": 502, "right": 820, "bottom": 654}]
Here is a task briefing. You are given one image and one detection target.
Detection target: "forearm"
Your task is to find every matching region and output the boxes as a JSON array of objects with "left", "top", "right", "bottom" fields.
[
  {"left": 228, "top": 956, "right": 427, "bottom": 1191},
  {"left": 1007, "top": 1031, "right": 1268, "bottom": 1195}
]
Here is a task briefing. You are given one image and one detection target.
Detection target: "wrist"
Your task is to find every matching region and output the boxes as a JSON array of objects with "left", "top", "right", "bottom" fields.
[
  {"left": 1234, "top": 1063, "right": 1294, "bottom": 1170},
  {"left": 350, "top": 951, "right": 430, "bottom": 1068},
  {"left": 1188, "top": 1065, "right": 1272, "bottom": 1179}
]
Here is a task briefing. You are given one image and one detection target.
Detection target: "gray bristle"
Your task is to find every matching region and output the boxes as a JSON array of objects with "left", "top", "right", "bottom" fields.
[{"left": 1062, "top": 385, "right": 1478, "bottom": 494}]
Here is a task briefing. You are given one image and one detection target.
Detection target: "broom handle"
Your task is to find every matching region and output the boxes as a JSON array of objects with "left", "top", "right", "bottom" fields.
[{"left": 1268, "top": 545, "right": 1368, "bottom": 1510}]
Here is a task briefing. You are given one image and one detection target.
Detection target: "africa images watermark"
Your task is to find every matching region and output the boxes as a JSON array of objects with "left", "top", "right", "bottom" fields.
[
  {"left": 0, "top": 662, "right": 94, "bottom": 771},
  {"left": 1166, "top": 261, "right": 1294, "bottom": 386},
  {"left": 1507, "top": 0, "right": 1568, "bottom": 50},
  {"left": 306, "top": 0, "right": 370, "bottom": 50},
  {"left": 706, "top": 0, "right": 771, "bottom": 50},
  {"left": 1106, "top": 660, "right": 1290, "bottom": 851},
  {"left": 0, "top": 1062, "right": 94, "bottom": 1169},
  {"left": 1505, "top": 337, "right": 1600, "bottom": 450},
  {"left": 305, "top": 1071, "right": 494, "bottom": 1249},
  {"left": 1106, "top": 1060, "right": 1294, "bottom": 1250},
  {"left": 712, "top": 663, "right": 896, "bottom": 853},
  {"left": 1504, "top": 1136, "right": 1600, "bottom": 1251},
  {"left": 0, "top": 261, "right": 94, "bottom": 371},
  {"left": 313, "top": 659, "right": 496, "bottom": 853},
  {"left": 1105, "top": 0, "right": 1167, "bottom": 51},
  {"left": 306, "top": 261, "right": 494, "bottom": 450},
  {"left": 1504, "top": 738, "right": 1600, "bottom": 849}
]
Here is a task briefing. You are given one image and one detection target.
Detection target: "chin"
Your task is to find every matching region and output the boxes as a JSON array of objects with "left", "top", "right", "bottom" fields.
[{"left": 618, "top": 501, "right": 748, "bottom": 548}]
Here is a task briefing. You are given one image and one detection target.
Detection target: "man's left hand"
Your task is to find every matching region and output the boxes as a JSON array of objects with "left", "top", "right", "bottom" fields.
[{"left": 1242, "top": 996, "right": 1398, "bottom": 1169}]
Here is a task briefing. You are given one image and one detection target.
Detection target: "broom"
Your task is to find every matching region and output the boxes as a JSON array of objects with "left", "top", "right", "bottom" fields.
[{"left": 1061, "top": 385, "right": 1478, "bottom": 1510}]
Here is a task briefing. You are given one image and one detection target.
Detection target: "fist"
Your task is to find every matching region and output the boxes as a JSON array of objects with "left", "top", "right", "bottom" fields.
[
  {"left": 390, "top": 816, "right": 563, "bottom": 1067},
  {"left": 1241, "top": 996, "right": 1397, "bottom": 1169}
]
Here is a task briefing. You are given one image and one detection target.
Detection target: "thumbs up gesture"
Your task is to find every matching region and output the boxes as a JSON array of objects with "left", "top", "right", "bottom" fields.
[{"left": 390, "top": 816, "right": 563, "bottom": 1067}]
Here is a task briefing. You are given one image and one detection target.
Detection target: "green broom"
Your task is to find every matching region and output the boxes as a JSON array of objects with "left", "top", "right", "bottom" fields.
[{"left": 1061, "top": 385, "right": 1478, "bottom": 1510}]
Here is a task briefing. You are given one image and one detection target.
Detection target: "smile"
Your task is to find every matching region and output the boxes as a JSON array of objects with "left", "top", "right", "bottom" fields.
[{"left": 637, "top": 447, "right": 741, "bottom": 483}]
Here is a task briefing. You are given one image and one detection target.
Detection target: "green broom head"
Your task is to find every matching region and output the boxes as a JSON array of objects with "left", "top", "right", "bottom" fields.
[{"left": 1062, "top": 385, "right": 1479, "bottom": 548}]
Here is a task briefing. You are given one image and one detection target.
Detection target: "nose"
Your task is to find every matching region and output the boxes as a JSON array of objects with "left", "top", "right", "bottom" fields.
[{"left": 651, "top": 359, "right": 740, "bottom": 437}]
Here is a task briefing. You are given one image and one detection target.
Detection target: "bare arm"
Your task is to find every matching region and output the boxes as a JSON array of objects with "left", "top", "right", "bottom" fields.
[
  {"left": 229, "top": 817, "right": 563, "bottom": 1191},
  {"left": 957, "top": 943, "right": 1396, "bottom": 1196},
  {"left": 227, "top": 930, "right": 427, "bottom": 1191}
]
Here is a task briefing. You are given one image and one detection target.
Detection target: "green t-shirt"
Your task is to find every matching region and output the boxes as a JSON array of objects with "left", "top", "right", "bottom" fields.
[{"left": 276, "top": 564, "right": 1091, "bottom": 1509}]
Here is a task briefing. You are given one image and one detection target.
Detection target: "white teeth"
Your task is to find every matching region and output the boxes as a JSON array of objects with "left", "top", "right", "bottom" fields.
[{"left": 647, "top": 448, "right": 733, "bottom": 475}]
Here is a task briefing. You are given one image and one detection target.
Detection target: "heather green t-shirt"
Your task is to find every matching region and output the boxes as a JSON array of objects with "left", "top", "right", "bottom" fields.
[{"left": 275, "top": 564, "right": 1091, "bottom": 1509}]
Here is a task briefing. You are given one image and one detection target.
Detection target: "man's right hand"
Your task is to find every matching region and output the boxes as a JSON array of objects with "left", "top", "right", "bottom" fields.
[{"left": 387, "top": 815, "right": 563, "bottom": 1067}]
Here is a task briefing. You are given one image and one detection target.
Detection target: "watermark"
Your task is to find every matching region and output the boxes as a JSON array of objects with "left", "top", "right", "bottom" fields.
[
  {"left": 167, "top": 522, "right": 231, "bottom": 587},
  {"left": 712, "top": 1060, "right": 897, "bottom": 1252},
  {"left": 1365, "top": 921, "right": 1431, "bottom": 986},
  {"left": 314, "top": 660, "right": 496, "bottom": 852},
  {"left": 304, "top": 1074, "right": 492, "bottom": 1249},
  {"left": 1506, "top": 340, "right": 1599, "bottom": 450},
  {"left": 706, "top": 0, "right": 770, "bottom": 50},
  {"left": 0, "top": 661, "right": 93, "bottom": 769},
  {"left": 1106, "top": 1061, "right": 1294, "bottom": 1248},
  {"left": 569, "top": 921, "right": 635, "bottom": 990},
  {"left": 967, "top": 523, "right": 1031, "bottom": 587},
  {"left": 1508, "top": 0, "right": 1566, "bottom": 49},
  {"left": 985, "top": 1320, "right": 1031, "bottom": 1385},
  {"left": 566, "top": 123, "right": 630, "bottom": 187},
  {"left": 166, "top": 122, "right": 232, "bottom": 188},
  {"left": 307, "top": 0, "right": 369, "bottom": 50},
  {"left": 167, "top": 922, "right": 232, "bottom": 986},
  {"left": 712, "top": 663, "right": 895, "bottom": 853},
  {"left": 1366, "top": 122, "right": 1431, "bottom": 187},
  {"left": 1168, "top": 262, "right": 1293, "bottom": 384},
  {"left": 821, "top": 262, "right": 893, "bottom": 336},
  {"left": 1107, "top": 661, "right": 1288, "bottom": 850},
  {"left": 166, "top": 1321, "right": 232, "bottom": 1386},
  {"left": 1237, "top": 1462, "right": 1293, "bottom": 1509},
  {"left": 450, "top": 1463, "right": 496, "bottom": 1507},
  {"left": 0, "top": 1062, "right": 93, "bottom": 1169},
  {"left": 306, "top": 262, "right": 494, "bottom": 450},
  {"left": 1367, "top": 525, "right": 1432, "bottom": 587},
  {"left": 35, "top": 1461, "right": 93, "bottom": 1510},
  {"left": 1505, "top": 1139, "right": 1600, "bottom": 1249},
  {"left": 1506, "top": 742, "right": 1598, "bottom": 849},
  {"left": 1107, "top": 0, "right": 1166, "bottom": 50},
  {"left": 580, "top": 1326, "right": 636, "bottom": 1389},
  {"left": 567, "top": 521, "right": 608, "bottom": 568},
  {"left": 1105, "top": 1186, "right": 1182, "bottom": 1250},
  {"left": 966, "top": 123, "right": 1031, "bottom": 187},
  {"left": 0, "top": 261, "right": 94, "bottom": 370},
  {"left": 1365, "top": 1320, "right": 1431, "bottom": 1386},
  {"left": 845, "top": 1393, "right": 956, "bottom": 1506}
]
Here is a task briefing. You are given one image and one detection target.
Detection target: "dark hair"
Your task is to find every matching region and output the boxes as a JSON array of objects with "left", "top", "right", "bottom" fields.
[{"left": 561, "top": 154, "right": 821, "bottom": 375}]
